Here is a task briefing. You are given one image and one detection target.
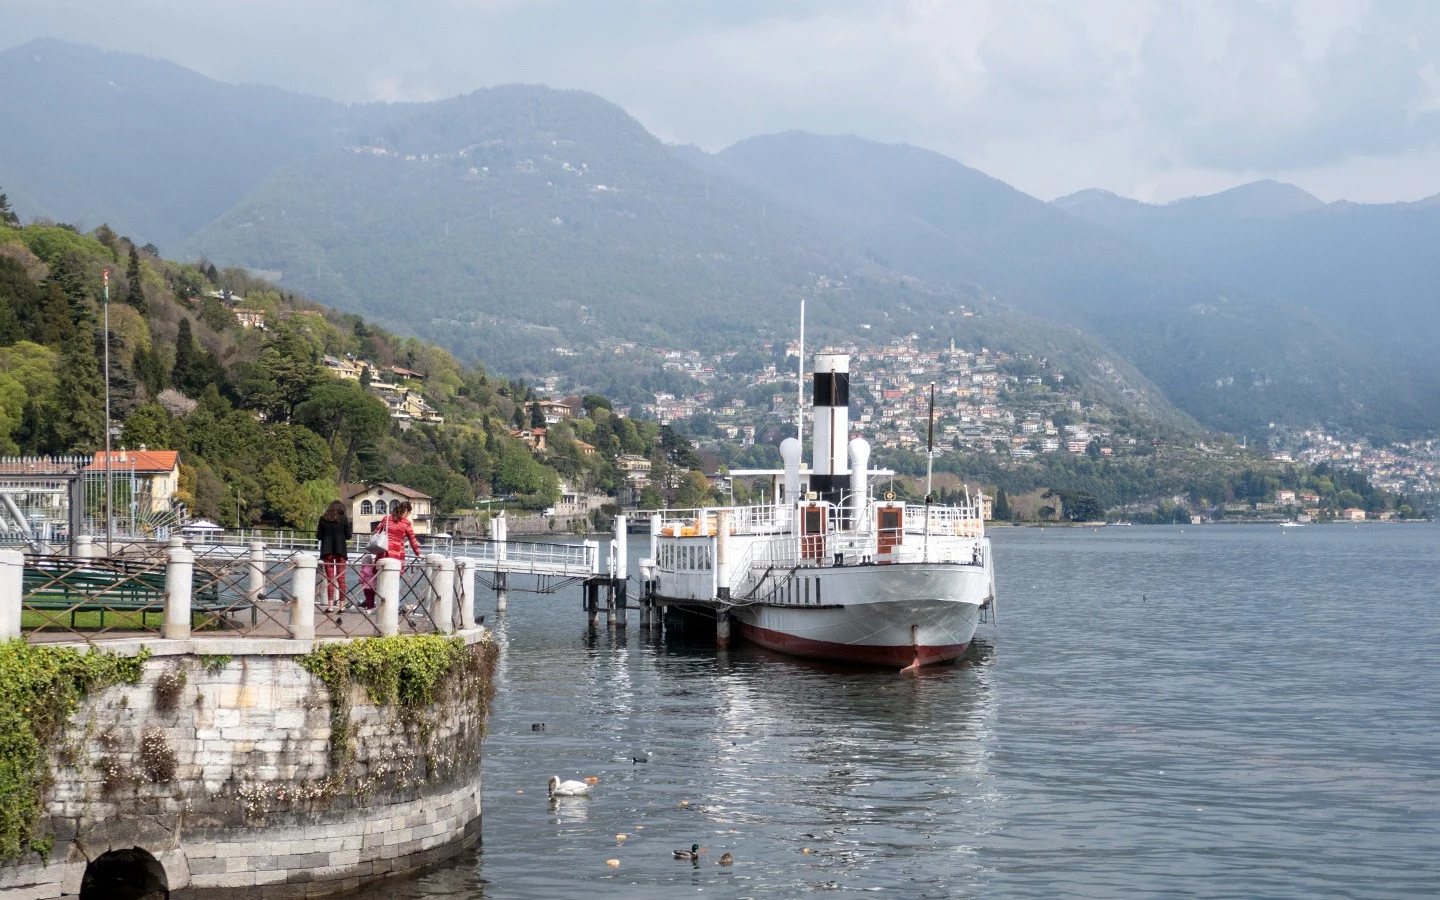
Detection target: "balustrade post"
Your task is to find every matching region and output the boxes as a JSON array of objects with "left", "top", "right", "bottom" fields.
[
  {"left": 432, "top": 555, "right": 456, "bottom": 634},
  {"left": 246, "top": 540, "right": 266, "bottom": 605},
  {"left": 0, "top": 549, "right": 23, "bottom": 640},
  {"left": 163, "top": 544, "right": 195, "bottom": 640},
  {"left": 377, "top": 557, "right": 401, "bottom": 637},
  {"left": 289, "top": 553, "right": 318, "bottom": 640},
  {"left": 455, "top": 557, "right": 476, "bottom": 629}
]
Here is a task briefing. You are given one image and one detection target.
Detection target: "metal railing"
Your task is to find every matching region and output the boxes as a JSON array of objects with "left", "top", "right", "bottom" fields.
[{"left": 1, "top": 544, "right": 479, "bottom": 645}]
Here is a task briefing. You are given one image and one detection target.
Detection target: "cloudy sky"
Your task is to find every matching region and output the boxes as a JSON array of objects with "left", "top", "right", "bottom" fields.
[{"left": 6, "top": 0, "right": 1440, "bottom": 203}]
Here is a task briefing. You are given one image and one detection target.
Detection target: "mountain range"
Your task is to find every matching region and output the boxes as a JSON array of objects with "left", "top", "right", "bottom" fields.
[{"left": 2, "top": 38, "right": 1438, "bottom": 440}]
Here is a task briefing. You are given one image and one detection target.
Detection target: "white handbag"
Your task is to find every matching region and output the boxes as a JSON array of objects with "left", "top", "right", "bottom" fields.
[{"left": 367, "top": 521, "right": 390, "bottom": 554}]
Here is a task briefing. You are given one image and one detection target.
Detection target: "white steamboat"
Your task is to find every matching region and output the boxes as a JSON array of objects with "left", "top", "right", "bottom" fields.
[{"left": 645, "top": 354, "right": 995, "bottom": 669}]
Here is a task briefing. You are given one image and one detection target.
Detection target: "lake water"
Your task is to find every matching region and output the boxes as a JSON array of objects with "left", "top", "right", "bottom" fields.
[{"left": 352, "top": 524, "right": 1440, "bottom": 898}]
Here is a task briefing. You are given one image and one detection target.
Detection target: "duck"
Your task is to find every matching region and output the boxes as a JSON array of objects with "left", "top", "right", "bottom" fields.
[
  {"left": 547, "top": 776, "right": 591, "bottom": 797},
  {"left": 717, "top": 853, "right": 734, "bottom": 866},
  {"left": 673, "top": 844, "right": 701, "bottom": 860}
]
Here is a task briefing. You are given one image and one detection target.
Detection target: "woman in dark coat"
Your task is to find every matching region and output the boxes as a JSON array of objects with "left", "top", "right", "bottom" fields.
[{"left": 316, "top": 500, "right": 353, "bottom": 612}]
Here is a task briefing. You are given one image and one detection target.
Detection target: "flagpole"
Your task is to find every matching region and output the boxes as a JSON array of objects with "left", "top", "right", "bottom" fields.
[{"left": 103, "top": 268, "right": 112, "bottom": 555}]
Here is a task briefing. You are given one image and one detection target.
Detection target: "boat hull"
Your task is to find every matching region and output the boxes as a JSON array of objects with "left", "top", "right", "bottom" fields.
[{"left": 730, "top": 563, "right": 986, "bottom": 668}]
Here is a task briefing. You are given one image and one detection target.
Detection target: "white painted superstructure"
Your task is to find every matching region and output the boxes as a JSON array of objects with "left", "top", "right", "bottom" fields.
[{"left": 647, "top": 354, "right": 996, "bottom": 668}]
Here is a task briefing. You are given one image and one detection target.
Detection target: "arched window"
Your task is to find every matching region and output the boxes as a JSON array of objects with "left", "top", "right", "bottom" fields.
[
  {"left": 390, "top": 499, "right": 401, "bottom": 513},
  {"left": 360, "top": 500, "right": 373, "bottom": 515}
]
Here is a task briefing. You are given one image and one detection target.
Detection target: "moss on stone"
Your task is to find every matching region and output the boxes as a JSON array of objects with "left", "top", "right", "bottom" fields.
[
  {"left": 0, "top": 640, "right": 149, "bottom": 861},
  {"left": 297, "top": 635, "right": 497, "bottom": 777}
]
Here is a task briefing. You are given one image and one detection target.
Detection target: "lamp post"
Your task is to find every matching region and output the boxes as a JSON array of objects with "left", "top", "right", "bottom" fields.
[{"left": 102, "top": 268, "right": 112, "bottom": 555}]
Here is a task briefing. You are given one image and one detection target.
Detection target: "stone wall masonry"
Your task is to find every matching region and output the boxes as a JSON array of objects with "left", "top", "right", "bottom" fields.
[{"left": 0, "top": 629, "right": 494, "bottom": 899}]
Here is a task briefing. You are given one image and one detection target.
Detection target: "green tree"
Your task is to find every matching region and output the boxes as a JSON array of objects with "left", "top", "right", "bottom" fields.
[
  {"left": 35, "top": 328, "right": 105, "bottom": 452},
  {"left": 992, "top": 487, "right": 1011, "bottom": 522},
  {"left": 120, "top": 402, "right": 175, "bottom": 450},
  {"left": 674, "top": 470, "right": 713, "bottom": 507},
  {"left": 0, "top": 188, "right": 18, "bottom": 226},
  {"left": 256, "top": 325, "right": 323, "bottom": 421},
  {"left": 125, "top": 245, "right": 147, "bottom": 313},
  {"left": 293, "top": 379, "right": 390, "bottom": 482},
  {"left": 259, "top": 462, "right": 314, "bottom": 528}
]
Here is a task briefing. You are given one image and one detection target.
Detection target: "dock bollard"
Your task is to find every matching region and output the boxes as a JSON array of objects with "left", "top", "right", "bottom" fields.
[
  {"left": 377, "top": 558, "right": 401, "bottom": 637},
  {"left": 289, "top": 553, "right": 317, "bottom": 640}
]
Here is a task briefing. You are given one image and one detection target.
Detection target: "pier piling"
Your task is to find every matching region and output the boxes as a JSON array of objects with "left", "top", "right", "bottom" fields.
[{"left": 716, "top": 610, "right": 731, "bottom": 650}]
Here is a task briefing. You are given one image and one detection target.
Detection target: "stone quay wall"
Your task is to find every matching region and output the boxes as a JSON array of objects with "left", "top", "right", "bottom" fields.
[{"left": 0, "top": 630, "right": 496, "bottom": 899}]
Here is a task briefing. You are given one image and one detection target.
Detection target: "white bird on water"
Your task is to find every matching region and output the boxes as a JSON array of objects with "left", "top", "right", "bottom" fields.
[{"left": 548, "top": 776, "right": 591, "bottom": 798}]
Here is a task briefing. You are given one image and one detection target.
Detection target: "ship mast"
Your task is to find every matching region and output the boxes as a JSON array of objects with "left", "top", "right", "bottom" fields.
[
  {"left": 796, "top": 293, "right": 805, "bottom": 448},
  {"left": 924, "top": 382, "right": 934, "bottom": 563}
]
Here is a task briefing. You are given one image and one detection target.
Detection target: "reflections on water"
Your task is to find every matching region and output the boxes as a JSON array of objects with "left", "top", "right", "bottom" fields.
[{"left": 349, "top": 524, "right": 1440, "bottom": 898}]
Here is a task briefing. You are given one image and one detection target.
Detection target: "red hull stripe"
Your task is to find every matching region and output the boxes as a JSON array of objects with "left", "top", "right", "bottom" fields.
[{"left": 739, "top": 623, "right": 968, "bottom": 668}]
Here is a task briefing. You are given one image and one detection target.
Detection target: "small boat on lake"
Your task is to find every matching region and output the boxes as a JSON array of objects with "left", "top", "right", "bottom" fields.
[{"left": 644, "top": 354, "right": 995, "bottom": 669}]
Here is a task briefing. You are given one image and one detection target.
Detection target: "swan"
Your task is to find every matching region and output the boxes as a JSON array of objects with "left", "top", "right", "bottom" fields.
[{"left": 548, "top": 776, "right": 591, "bottom": 797}]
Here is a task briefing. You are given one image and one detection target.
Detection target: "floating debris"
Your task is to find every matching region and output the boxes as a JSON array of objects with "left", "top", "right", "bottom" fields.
[
  {"left": 606, "top": 859, "right": 620, "bottom": 867},
  {"left": 532, "top": 723, "right": 545, "bottom": 731}
]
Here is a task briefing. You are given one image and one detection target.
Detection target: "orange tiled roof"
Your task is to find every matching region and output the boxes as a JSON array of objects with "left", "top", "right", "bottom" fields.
[{"left": 85, "top": 450, "right": 180, "bottom": 473}]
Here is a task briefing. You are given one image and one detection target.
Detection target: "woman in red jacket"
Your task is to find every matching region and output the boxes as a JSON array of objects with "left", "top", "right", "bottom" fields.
[{"left": 380, "top": 501, "right": 423, "bottom": 567}]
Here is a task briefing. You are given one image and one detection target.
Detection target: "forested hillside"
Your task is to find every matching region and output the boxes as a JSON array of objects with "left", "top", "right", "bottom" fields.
[{"left": 0, "top": 214, "right": 709, "bottom": 529}]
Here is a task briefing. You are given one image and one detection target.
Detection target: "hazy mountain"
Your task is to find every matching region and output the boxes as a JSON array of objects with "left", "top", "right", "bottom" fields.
[
  {"left": 1055, "top": 181, "right": 1440, "bottom": 347},
  {"left": 180, "top": 85, "right": 1187, "bottom": 428},
  {"left": 0, "top": 38, "right": 398, "bottom": 248},
  {"left": 3, "top": 41, "right": 1435, "bottom": 437},
  {"left": 698, "top": 133, "right": 1440, "bottom": 437}
]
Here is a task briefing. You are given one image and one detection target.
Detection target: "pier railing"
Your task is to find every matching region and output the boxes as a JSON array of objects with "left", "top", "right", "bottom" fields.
[{"left": 0, "top": 542, "right": 478, "bottom": 646}]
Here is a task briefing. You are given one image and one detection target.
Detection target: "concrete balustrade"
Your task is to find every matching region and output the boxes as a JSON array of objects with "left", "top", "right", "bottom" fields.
[
  {"left": 433, "top": 555, "right": 456, "bottom": 634},
  {"left": 289, "top": 552, "right": 318, "bottom": 640},
  {"left": 377, "top": 557, "right": 401, "bottom": 636},
  {"left": 0, "top": 548, "right": 23, "bottom": 640},
  {"left": 456, "top": 558, "right": 476, "bottom": 629},
  {"left": 162, "top": 544, "right": 195, "bottom": 640},
  {"left": 246, "top": 540, "right": 266, "bottom": 605},
  {"left": 13, "top": 537, "right": 493, "bottom": 647}
]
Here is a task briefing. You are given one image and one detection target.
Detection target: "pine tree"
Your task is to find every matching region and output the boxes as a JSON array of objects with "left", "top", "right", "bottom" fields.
[
  {"left": 43, "top": 327, "right": 106, "bottom": 452},
  {"left": 171, "top": 318, "right": 198, "bottom": 395},
  {"left": 125, "top": 245, "right": 147, "bottom": 313},
  {"left": 993, "top": 487, "right": 1011, "bottom": 522},
  {"left": 0, "top": 189, "right": 17, "bottom": 226},
  {"left": 33, "top": 280, "right": 77, "bottom": 345}
]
